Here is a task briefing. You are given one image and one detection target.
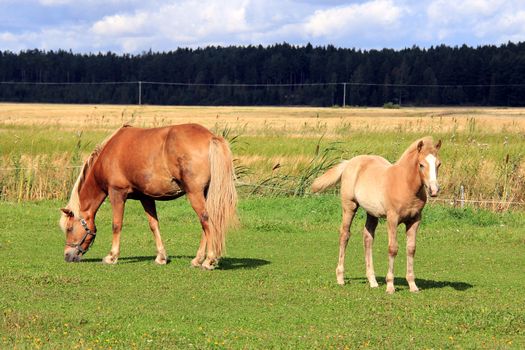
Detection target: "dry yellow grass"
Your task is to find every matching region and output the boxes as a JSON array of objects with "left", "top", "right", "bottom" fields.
[
  {"left": 1, "top": 103, "right": 525, "bottom": 135},
  {"left": 1, "top": 103, "right": 524, "bottom": 208}
]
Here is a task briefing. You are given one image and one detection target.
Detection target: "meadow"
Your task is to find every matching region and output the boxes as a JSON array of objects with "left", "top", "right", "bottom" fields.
[
  {"left": 1, "top": 197, "right": 524, "bottom": 349},
  {"left": 1, "top": 104, "right": 525, "bottom": 348},
  {"left": 1, "top": 103, "right": 524, "bottom": 208}
]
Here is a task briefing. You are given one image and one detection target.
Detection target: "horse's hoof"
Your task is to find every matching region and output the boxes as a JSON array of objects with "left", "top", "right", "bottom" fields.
[
  {"left": 369, "top": 281, "right": 379, "bottom": 288},
  {"left": 190, "top": 258, "right": 203, "bottom": 268},
  {"left": 386, "top": 286, "right": 395, "bottom": 294},
  {"left": 409, "top": 286, "right": 420, "bottom": 293},
  {"left": 336, "top": 277, "right": 345, "bottom": 285},
  {"left": 201, "top": 260, "right": 217, "bottom": 270},
  {"left": 102, "top": 255, "right": 118, "bottom": 265}
]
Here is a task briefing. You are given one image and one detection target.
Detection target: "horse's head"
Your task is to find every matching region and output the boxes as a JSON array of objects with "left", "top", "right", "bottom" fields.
[
  {"left": 416, "top": 139, "right": 442, "bottom": 197},
  {"left": 59, "top": 208, "right": 97, "bottom": 262}
]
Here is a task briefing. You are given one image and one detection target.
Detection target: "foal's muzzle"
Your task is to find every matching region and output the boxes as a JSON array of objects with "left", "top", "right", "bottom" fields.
[{"left": 429, "top": 182, "right": 440, "bottom": 197}]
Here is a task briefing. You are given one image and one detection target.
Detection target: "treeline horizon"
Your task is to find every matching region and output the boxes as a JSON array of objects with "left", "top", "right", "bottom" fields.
[{"left": 0, "top": 42, "right": 524, "bottom": 106}]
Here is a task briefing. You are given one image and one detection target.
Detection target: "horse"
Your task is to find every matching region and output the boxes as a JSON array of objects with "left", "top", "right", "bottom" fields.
[
  {"left": 59, "top": 123, "right": 238, "bottom": 270},
  {"left": 312, "top": 137, "right": 442, "bottom": 293}
]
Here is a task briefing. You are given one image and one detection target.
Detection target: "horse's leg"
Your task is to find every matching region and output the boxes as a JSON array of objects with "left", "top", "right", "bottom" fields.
[
  {"left": 363, "top": 214, "right": 379, "bottom": 288},
  {"left": 405, "top": 217, "right": 421, "bottom": 292},
  {"left": 186, "top": 191, "right": 215, "bottom": 270},
  {"left": 336, "top": 199, "right": 358, "bottom": 285},
  {"left": 140, "top": 197, "right": 168, "bottom": 265},
  {"left": 190, "top": 231, "right": 207, "bottom": 268},
  {"left": 103, "top": 190, "right": 127, "bottom": 265},
  {"left": 385, "top": 213, "right": 399, "bottom": 294}
]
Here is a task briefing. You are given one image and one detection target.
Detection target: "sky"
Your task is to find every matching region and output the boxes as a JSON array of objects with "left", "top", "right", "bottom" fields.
[{"left": 0, "top": 0, "right": 524, "bottom": 53}]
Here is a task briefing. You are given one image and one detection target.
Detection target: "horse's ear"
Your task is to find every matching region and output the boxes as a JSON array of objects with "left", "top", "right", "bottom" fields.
[
  {"left": 61, "top": 208, "right": 74, "bottom": 217},
  {"left": 435, "top": 140, "right": 442, "bottom": 150},
  {"left": 417, "top": 140, "right": 424, "bottom": 153}
]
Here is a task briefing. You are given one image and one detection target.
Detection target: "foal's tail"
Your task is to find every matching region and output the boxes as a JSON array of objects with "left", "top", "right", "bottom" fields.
[
  {"left": 206, "top": 137, "right": 238, "bottom": 258},
  {"left": 311, "top": 160, "right": 349, "bottom": 193}
]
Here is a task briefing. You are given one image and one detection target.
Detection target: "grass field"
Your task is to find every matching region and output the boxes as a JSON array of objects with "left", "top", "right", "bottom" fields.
[
  {"left": 1, "top": 197, "right": 524, "bottom": 349},
  {"left": 1, "top": 103, "right": 524, "bottom": 348}
]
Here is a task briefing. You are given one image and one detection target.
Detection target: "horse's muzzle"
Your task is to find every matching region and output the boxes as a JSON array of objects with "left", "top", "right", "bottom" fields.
[{"left": 64, "top": 248, "right": 82, "bottom": 263}]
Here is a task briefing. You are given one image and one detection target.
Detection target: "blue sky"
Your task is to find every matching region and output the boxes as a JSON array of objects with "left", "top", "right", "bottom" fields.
[{"left": 1, "top": 0, "right": 524, "bottom": 53}]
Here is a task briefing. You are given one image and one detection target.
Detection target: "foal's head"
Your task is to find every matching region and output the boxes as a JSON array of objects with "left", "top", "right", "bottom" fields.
[
  {"left": 416, "top": 138, "right": 442, "bottom": 197},
  {"left": 59, "top": 208, "right": 96, "bottom": 262}
]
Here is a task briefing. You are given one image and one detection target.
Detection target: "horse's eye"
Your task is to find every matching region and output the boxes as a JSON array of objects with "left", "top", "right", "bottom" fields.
[{"left": 419, "top": 163, "right": 424, "bottom": 169}]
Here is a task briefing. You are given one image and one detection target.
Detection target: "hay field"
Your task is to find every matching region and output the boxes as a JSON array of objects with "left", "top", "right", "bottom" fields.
[
  {"left": 0, "top": 103, "right": 524, "bottom": 207},
  {"left": 1, "top": 103, "right": 525, "bottom": 134}
]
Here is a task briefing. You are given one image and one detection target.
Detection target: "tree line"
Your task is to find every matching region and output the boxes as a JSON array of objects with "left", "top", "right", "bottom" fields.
[{"left": 0, "top": 42, "right": 524, "bottom": 106}]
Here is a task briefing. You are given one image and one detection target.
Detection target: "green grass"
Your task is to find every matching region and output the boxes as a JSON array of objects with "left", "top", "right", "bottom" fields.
[{"left": 1, "top": 197, "right": 524, "bottom": 349}]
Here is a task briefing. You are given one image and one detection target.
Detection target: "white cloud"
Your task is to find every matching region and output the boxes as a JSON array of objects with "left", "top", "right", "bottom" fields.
[
  {"left": 91, "top": 13, "right": 148, "bottom": 36},
  {"left": 423, "top": 0, "right": 525, "bottom": 43},
  {"left": 90, "top": 0, "right": 250, "bottom": 49},
  {"left": 303, "top": 0, "right": 405, "bottom": 38},
  {"left": 1, "top": 0, "right": 525, "bottom": 52}
]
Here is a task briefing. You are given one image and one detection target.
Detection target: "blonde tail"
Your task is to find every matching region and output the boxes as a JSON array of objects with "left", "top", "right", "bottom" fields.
[
  {"left": 311, "top": 161, "right": 349, "bottom": 193},
  {"left": 206, "top": 137, "right": 238, "bottom": 258}
]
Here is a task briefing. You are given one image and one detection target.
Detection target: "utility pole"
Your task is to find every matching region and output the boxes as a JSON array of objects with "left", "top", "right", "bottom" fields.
[
  {"left": 138, "top": 80, "right": 142, "bottom": 105},
  {"left": 342, "top": 82, "right": 347, "bottom": 108}
]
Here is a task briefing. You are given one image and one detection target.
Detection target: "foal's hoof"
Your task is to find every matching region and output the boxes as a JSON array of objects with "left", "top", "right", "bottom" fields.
[
  {"left": 155, "top": 255, "right": 168, "bottom": 265},
  {"left": 336, "top": 268, "right": 345, "bottom": 285},
  {"left": 102, "top": 255, "right": 118, "bottom": 265}
]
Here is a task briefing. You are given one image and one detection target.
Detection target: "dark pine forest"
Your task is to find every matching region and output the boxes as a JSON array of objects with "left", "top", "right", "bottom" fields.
[{"left": 0, "top": 42, "right": 524, "bottom": 106}]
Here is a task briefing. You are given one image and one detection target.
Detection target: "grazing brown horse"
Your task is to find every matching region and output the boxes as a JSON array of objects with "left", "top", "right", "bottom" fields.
[
  {"left": 312, "top": 137, "right": 442, "bottom": 293},
  {"left": 59, "top": 123, "right": 237, "bottom": 270}
]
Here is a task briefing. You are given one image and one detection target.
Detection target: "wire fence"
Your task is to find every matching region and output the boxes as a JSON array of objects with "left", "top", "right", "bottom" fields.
[{"left": 2, "top": 80, "right": 525, "bottom": 106}]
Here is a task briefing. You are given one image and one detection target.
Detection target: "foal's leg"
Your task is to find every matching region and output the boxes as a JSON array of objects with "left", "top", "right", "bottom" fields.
[
  {"left": 103, "top": 190, "right": 127, "bottom": 265},
  {"left": 363, "top": 214, "right": 379, "bottom": 288},
  {"left": 336, "top": 199, "right": 358, "bottom": 285},
  {"left": 140, "top": 198, "right": 168, "bottom": 265},
  {"left": 186, "top": 191, "right": 215, "bottom": 270},
  {"left": 385, "top": 213, "right": 399, "bottom": 294},
  {"left": 405, "top": 217, "right": 421, "bottom": 292}
]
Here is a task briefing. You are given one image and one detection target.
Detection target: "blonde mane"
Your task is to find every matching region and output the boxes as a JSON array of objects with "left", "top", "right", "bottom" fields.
[
  {"left": 397, "top": 136, "right": 436, "bottom": 163},
  {"left": 63, "top": 125, "right": 130, "bottom": 219}
]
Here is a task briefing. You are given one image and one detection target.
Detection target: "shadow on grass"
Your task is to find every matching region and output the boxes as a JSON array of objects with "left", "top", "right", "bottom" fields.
[
  {"left": 218, "top": 257, "right": 271, "bottom": 270},
  {"left": 80, "top": 255, "right": 271, "bottom": 270},
  {"left": 80, "top": 255, "right": 170, "bottom": 264},
  {"left": 347, "top": 276, "right": 473, "bottom": 291}
]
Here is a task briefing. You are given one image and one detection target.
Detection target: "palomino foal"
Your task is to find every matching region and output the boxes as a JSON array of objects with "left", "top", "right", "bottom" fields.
[{"left": 312, "top": 137, "right": 442, "bottom": 293}]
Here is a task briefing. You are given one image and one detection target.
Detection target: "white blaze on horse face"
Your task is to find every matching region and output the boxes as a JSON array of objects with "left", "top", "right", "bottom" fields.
[{"left": 425, "top": 154, "right": 439, "bottom": 196}]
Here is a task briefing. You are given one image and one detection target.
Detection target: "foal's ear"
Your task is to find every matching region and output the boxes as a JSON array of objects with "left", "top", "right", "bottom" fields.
[
  {"left": 61, "top": 208, "right": 74, "bottom": 217},
  {"left": 417, "top": 140, "right": 424, "bottom": 152},
  {"left": 435, "top": 140, "right": 442, "bottom": 150}
]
